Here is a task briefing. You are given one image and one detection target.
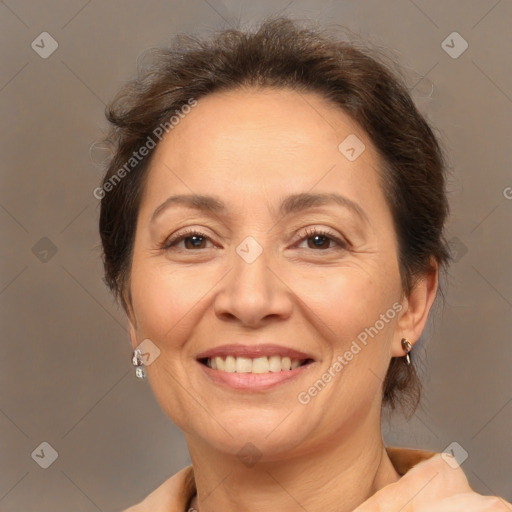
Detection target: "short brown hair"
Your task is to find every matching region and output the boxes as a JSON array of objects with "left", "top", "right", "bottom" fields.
[{"left": 98, "top": 17, "right": 450, "bottom": 416}]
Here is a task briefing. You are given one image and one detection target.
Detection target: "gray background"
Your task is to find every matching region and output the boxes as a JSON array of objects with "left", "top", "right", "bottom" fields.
[{"left": 1, "top": 1, "right": 511, "bottom": 511}]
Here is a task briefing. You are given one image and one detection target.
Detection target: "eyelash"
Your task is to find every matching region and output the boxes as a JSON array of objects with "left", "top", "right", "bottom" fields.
[{"left": 159, "top": 227, "right": 348, "bottom": 252}]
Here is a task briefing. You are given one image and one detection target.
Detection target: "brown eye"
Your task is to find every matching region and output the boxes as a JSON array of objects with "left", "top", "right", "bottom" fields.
[
  {"left": 297, "top": 227, "right": 347, "bottom": 251},
  {"left": 306, "top": 234, "right": 332, "bottom": 250},
  {"left": 161, "top": 229, "right": 213, "bottom": 250},
  {"left": 182, "top": 235, "right": 208, "bottom": 250}
]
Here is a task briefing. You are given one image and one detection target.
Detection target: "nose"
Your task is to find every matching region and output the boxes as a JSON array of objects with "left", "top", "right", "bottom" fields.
[{"left": 213, "top": 240, "right": 293, "bottom": 328}]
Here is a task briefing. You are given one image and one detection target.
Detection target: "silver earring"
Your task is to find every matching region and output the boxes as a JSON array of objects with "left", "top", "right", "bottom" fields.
[
  {"left": 132, "top": 348, "right": 146, "bottom": 379},
  {"left": 401, "top": 338, "right": 413, "bottom": 366}
]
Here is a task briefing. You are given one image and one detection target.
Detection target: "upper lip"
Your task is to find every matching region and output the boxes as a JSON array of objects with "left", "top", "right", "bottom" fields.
[{"left": 196, "top": 344, "right": 315, "bottom": 361}]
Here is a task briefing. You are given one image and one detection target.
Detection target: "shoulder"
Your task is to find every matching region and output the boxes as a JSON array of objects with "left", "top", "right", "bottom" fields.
[{"left": 122, "top": 465, "right": 196, "bottom": 512}]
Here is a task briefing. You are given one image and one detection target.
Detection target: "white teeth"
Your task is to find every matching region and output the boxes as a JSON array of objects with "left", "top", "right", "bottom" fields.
[
  {"left": 214, "top": 356, "right": 225, "bottom": 371},
  {"left": 290, "top": 359, "right": 301, "bottom": 369},
  {"left": 268, "top": 355, "right": 282, "bottom": 372},
  {"left": 252, "top": 356, "right": 269, "bottom": 374},
  {"left": 205, "top": 355, "right": 308, "bottom": 373},
  {"left": 235, "top": 357, "right": 252, "bottom": 373},
  {"left": 224, "top": 355, "right": 236, "bottom": 373}
]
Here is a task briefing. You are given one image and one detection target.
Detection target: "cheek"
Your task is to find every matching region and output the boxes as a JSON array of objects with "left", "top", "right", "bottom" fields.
[
  {"left": 130, "top": 261, "right": 203, "bottom": 342},
  {"left": 129, "top": 261, "right": 217, "bottom": 428},
  {"left": 303, "top": 265, "right": 399, "bottom": 329},
  {"left": 299, "top": 264, "right": 400, "bottom": 378}
]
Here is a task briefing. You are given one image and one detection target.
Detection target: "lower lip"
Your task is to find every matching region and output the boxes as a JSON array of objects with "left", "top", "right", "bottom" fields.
[{"left": 197, "top": 360, "right": 315, "bottom": 391}]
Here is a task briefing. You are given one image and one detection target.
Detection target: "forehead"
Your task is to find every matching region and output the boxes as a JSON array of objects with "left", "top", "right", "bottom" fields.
[
  {"left": 156, "top": 87, "right": 365, "bottom": 164},
  {"left": 139, "top": 87, "right": 387, "bottom": 219}
]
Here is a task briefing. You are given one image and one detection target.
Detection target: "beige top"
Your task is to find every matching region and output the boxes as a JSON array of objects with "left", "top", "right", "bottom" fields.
[{"left": 123, "top": 446, "right": 472, "bottom": 512}]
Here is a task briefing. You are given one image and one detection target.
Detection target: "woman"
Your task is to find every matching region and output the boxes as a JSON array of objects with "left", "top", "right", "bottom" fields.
[{"left": 97, "top": 18, "right": 511, "bottom": 512}]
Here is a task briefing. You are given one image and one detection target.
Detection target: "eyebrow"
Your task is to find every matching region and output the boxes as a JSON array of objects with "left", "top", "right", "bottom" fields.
[{"left": 150, "top": 192, "right": 369, "bottom": 224}]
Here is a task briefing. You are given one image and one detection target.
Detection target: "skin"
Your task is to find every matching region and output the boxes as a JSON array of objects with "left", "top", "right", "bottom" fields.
[{"left": 126, "top": 87, "right": 439, "bottom": 512}]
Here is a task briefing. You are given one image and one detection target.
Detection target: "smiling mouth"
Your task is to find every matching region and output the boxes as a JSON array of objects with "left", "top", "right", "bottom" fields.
[{"left": 198, "top": 355, "right": 314, "bottom": 374}]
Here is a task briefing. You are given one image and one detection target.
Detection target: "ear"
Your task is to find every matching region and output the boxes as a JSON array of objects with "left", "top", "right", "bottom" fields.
[
  {"left": 391, "top": 260, "right": 439, "bottom": 357},
  {"left": 128, "top": 315, "right": 139, "bottom": 351},
  {"left": 125, "top": 292, "right": 140, "bottom": 351}
]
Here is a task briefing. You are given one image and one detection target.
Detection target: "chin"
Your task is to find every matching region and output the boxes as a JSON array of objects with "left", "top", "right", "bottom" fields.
[{"left": 191, "top": 417, "right": 312, "bottom": 460}]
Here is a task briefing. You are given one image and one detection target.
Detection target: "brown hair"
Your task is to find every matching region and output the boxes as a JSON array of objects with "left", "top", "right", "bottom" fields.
[{"left": 98, "top": 17, "right": 450, "bottom": 416}]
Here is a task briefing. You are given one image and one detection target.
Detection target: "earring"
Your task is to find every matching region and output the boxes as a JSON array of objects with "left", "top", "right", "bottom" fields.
[
  {"left": 131, "top": 348, "right": 146, "bottom": 379},
  {"left": 401, "top": 338, "right": 413, "bottom": 366}
]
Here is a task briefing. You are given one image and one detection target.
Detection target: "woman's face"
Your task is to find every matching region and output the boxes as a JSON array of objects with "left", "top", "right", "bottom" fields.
[{"left": 127, "top": 88, "right": 414, "bottom": 459}]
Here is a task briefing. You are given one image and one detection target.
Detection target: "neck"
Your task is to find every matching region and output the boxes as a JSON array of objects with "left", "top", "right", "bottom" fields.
[{"left": 186, "top": 416, "right": 400, "bottom": 512}]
